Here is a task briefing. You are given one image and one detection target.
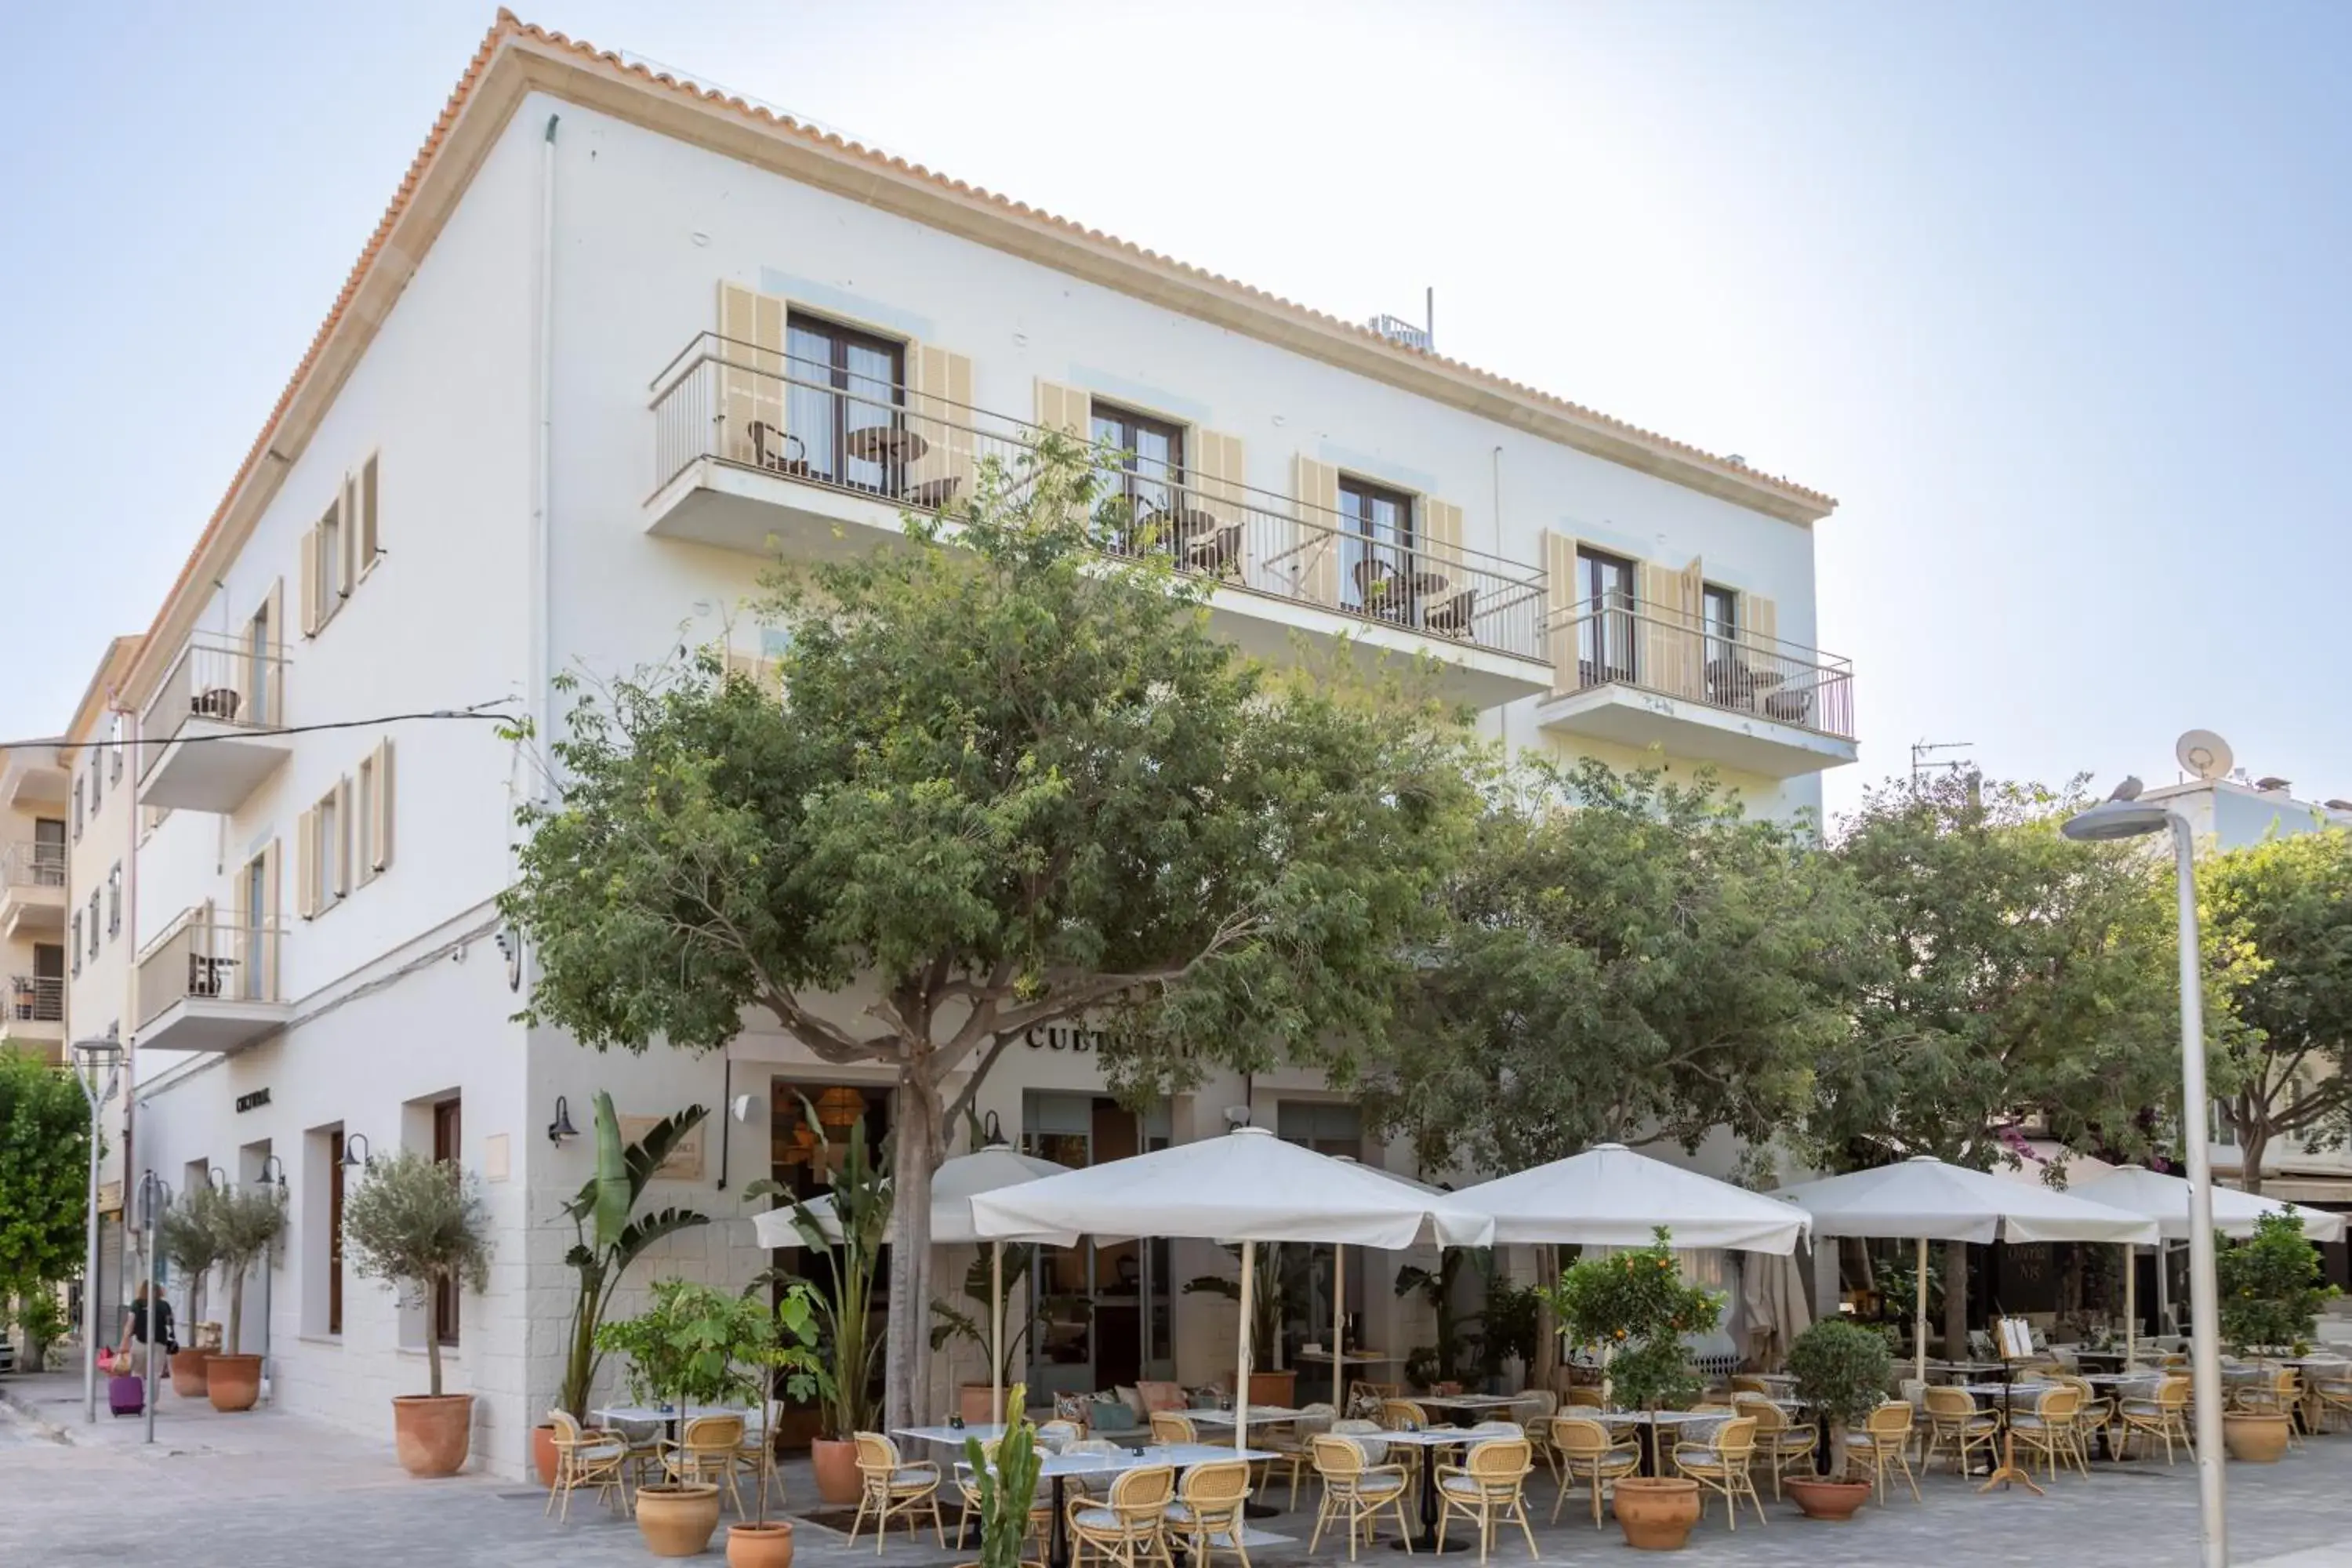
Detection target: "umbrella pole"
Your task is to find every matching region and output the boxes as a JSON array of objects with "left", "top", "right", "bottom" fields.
[
  {"left": 1915, "top": 1236, "right": 1929, "bottom": 1390},
  {"left": 1236, "top": 1240, "right": 1255, "bottom": 1456},
  {"left": 1333, "top": 1244, "right": 1345, "bottom": 1413},
  {"left": 2124, "top": 1243, "right": 2136, "bottom": 1371},
  {"left": 990, "top": 1240, "right": 1004, "bottom": 1428}
]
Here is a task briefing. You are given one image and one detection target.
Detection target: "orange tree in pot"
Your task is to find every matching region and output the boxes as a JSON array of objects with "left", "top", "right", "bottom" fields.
[
  {"left": 340, "top": 1147, "right": 495, "bottom": 1479},
  {"left": 1781, "top": 1319, "right": 1891, "bottom": 1520}
]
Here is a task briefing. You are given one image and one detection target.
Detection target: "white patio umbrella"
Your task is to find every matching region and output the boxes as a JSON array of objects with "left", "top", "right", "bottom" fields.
[
  {"left": 1457, "top": 1143, "right": 1813, "bottom": 1253},
  {"left": 1775, "top": 1156, "right": 2160, "bottom": 1388},
  {"left": 753, "top": 1142, "right": 1074, "bottom": 1426},
  {"left": 2073, "top": 1165, "right": 2343, "bottom": 1370},
  {"left": 971, "top": 1125, "right": 1495, "bottom": 1453}
]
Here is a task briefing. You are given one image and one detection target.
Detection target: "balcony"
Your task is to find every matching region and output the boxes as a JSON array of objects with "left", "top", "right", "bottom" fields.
[
  {"left": 1, "top": 974, "right": 64, "bottom": 1063},
  {"left": 1535, "top": 597, "right": 1859, "bottom": 778},
  {"left": 138, "top": 633, "right": 290, "bottom": 812},
  {"left": 0, "top": 841, "right": 67, "bottom": 940},
  {"left": 644, "top": 335, "right": 1553, "bottom": 708},
  {"left": 0, "top": 745, "right": 68, "bottom": 811},
  {"left": 133, "top": 910, "right": 289, "bottom": 1054}
]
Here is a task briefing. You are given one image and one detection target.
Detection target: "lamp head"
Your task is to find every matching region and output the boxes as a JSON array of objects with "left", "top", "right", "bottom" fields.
[
  {"left": 2061, "top": 796, "right": 2173, "bottom": 843},
  {"left": 546, "top": 1095, "right": 579, "bottom": 1146},
  {"left": 340, "top": 1133, "right": 372, "bottom": 1169}
]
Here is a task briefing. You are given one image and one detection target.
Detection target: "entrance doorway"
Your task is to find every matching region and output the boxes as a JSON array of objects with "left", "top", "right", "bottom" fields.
[{"left": 1022, "top": 1093, "right": 1171, "bottom": 1396}]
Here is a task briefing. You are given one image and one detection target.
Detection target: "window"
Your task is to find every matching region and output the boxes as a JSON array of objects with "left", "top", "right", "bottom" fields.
[
  {"left": 27, "top": 945, "right": 63, "bottom": 1022},
  {"left": 87, "top": 742, "right": 100, "bottom": 810},
  {"left": 106, "top": 864, "right": 121, "bottom": 938},
  {"left": 1338, "top": 477, "right": 1417, "bottom": 622},
  {"left": 1574, "top": 547, "right": 1638, "bottom": 684},
  {"left": 31, "top": 819, "right": 64, "bottom": 887},
  {"left": 70, "top": 915, "right": 82, "bottom": 976},
  {"left": 298, "top": 780, "right": 350, "bottom": 919},
  {"left": 108, "top": 720, "right": 122, "bottom": 783},
  {"left": 318, "top": 786, "right": 343, "bottom": 913},
  {"left": 319, "top": 502, "right": 345, "bottom": 610},
  {"left": 72, "top": 780, "right": 83, "bottom": 840},
  {"left": 355, "top": 741, "right": 394, "bottom": 884},
  {"left": 1088, "top": 404, "right": 1185, "bottom": 557},
  {"left": 247, "top": 601, "right": 274, "bottom": 729},
  {"left": 329, "top": 1130, "right": 347, "bottom": 1334},
  {"left": 1701, "top": 583, "right": 1739, "bottom": 691},
  {"left": 432, "top": 1098, "right": 462, "bottom": 1347},
  {"left": 784, "top": 314, "right": 904, "bottom": 493},
  {"left": 86, "top": 892, "right": 100, "bottom": 959},
  {"left": 358, "top": 453, "right": 380, "bottom": 577}
]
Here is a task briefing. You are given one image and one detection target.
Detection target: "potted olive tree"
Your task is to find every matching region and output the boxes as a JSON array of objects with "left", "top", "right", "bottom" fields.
[
  {"left": 200, "top": 1185, "right": 287, "bottom": 1412},
  {"left": 158, "top": 1185, "right": 223, "bottom": 1398},
  {"left": 2217, "top": 1211, "right": 2336, "bottom": 1463},
  {"left": 1782, "top": 1319, "right": 1891, "bottom": 1519},
  {"left": 1548, "top": 1227, "right": 1722, "bottom": 1552},
  {"left": 341, "top": 1147, "right": 495, "bottom": 1476}
]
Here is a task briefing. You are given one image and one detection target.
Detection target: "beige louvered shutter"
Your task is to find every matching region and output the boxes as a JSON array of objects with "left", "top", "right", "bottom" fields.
[
  {"left": 299, "top": 527, "right": 320, "bottom": 637},
  {"left": 1543, "top": 530, "right": 1580, "bottom": 694},
  {"left": 718, "top": 281, "right": 788, "bottom": 466},
  {"left": 1743, "top": 592, "right": 1779, "bottom": 653},
  {"left": 1292, "top": 455, "right": 1342, "bottom": 607},
  {"left": 341, "top": 474, "right": 361, "bottom": 595},
  {"left": 1421, "top": 498, "right": 1465, "bottom": 591},
  {"left": 370, "top": 740, "right": 395, "bottom": 875},
  {"left": 1189, "top": 430, "right": 1247, "bottom": 578},
  {"left": 1638, "top": 561, "right": 1692, "bottom": 698},
  {"left": 359, "top": 453, "right": 379, "bottom": 575},
  {"left": 332, "top": 778, "right": 353, "bottom": 899},
  {"left": 258, "top": 841, "right": 280, "bottom": 998},
  {"left": 1033, "top": 379, "right": 1091, "bottom": 439},
  {"left": 294, "top": 808, "right": 317, "bottom": 920},
  {"left": 905, "top": 345, "right": 976, "bottom": 511}
]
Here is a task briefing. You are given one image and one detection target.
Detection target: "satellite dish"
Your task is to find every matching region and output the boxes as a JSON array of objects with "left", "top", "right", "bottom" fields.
[{"left": 2176, "top": 729, "right": 2234, "bottom": 782}]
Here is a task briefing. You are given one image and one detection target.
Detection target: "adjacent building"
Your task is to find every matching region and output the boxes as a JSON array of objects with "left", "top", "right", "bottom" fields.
[
  {"left": 0, "top": 742, "right": 71, "bottom": 1066},
  {"left": 90, "top": 16, "right": 1853, "bottom": 1473}
]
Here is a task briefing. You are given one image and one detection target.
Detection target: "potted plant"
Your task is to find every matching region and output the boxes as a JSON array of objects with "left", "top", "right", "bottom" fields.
[
  {"left": 340, "top": 1147, "right": 495, "bottom": 1477},
  {"left": 546, "top": 1094, "right": 710, "bottom": 1484},
  {"left": 158, "top": 1186, "right": 223, "bottom": 1397},
  {"left": 730, "top": 1283, "right": 829, "bottom": 1568},
  {"left": 964, "top": 1384, "right": 1043, "bottom": 1568},
  {"left": 597, "top": 1279, "right": 775, "bottom": 1558},
  {"left": 1781, "top": 1319, "right": 1890, "bottom": 1519},
  {"left": 1188, "top": 1243, "right": 1310, "bottom": 1405},
  {"left": 199, "top": 1184, "right": 287, "bottom": 1412},
  {"left": 932, "top": 1245, "right": 1089, "bottom": 1425},
  {"left": 747, "top": 1109, "right": 890, "bottom": 1504},
  {"left": 1547, "top": 1226, "right": 1722, "bottom": 1551},
  {"left": 2216, "top": 1211, "right": 2336, "bottom": 1463}
]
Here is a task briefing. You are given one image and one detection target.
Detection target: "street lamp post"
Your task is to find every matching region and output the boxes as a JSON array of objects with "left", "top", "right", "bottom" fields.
[
  {"left": 2063, "top": 793, "right": 2224, "bottom": 1568},
  {"left": 68, "top": 1037, "right": 124, "bottom": 1426}
]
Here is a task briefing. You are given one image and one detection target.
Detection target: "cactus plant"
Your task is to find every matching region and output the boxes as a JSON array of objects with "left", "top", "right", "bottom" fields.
[{"left": 964, "top": 1384, "right": 1042, "bottom": 1568}]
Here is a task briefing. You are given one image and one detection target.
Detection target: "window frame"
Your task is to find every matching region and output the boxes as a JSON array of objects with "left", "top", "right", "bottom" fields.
[
  {"left": 1574, "top": 546, "right": 1639, "bottom": 685},
  {"left": 783, "top": 311, "right": 906, "bottom": 493},
  {"left": 1088, "top": 401, "right": 1188, "bottom": 553},
  {"left": 1337, "top": 475, "right": 1420, "bottom": 622},
  {"left": 106, "top": 864, "right": 122, "bottom": 938}
]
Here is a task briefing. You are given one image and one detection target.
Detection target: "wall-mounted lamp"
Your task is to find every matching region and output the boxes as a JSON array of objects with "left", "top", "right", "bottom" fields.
[
  {"left": 257, "top": 1154, "right": 289, "bottom": 1199},
  {"left": 980, "top": 1109, "right": 1009, "bottom": 1149},
  {"left": 547, "top": 1096, "right": 579, "bottom": 1147},
  {"left": 340, "top": 1133, "right": 372, "bottom": 1168},
  {"left": 206, "top": 1165, "right": 230, "bottom": 1191}
]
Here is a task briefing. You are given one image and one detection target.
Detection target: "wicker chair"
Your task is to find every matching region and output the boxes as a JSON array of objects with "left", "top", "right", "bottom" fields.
[
  {"left": 661, "top": 1414, "right": 748, "bottom": 1515},
  {"left": 2307, "top": 1367, "right": 2352, "bottom": 1433},
  {"left": 2004, "top": 1385, "right": 2085, "bottom": 1481},
  {"left": 1548, "top": 1415, "right": 1638, "bottom": 1528},
  {"left": 1728, "top": 1375, "right": 1770, "bottom": 1397},
  {"left": 543, "top": 1409, "right": 630, "bottom": 1521},
  {"left": 1509, "top": 1392, "right": 1560, "bottom": 1484},
  {"left": 1259, "top": 1402, "right": 1331, "bottom": 1511},
  {"left": 2118, "top": 1377, "right": 2193, "bottom": 1465},
  {"left": 849, "top": 1431, "right": 946, "bottom": 1554},
  {"left": 1435, "top": 1436, "right": 1538, "bottom": 1562},
  {"left": 1918, "top": 1385, "right": 1998, "bottom": 1475},
  {"left": 1843, "top": 1401, "right": 1920, "bottom": 1502},
  {"left": 1671, "top": 1417, "right": 1764, "bottom": 1530},
  {"left": 1164, "top": 1457, "right": 1254, "bottom": 1568},
  {"left": 1733, "top": 1398, "right": 1818, "bottom": 1498},
  {"left": 1381, "top": 1399, "right": 1432, "bottom": 1430},
  {"left": 1038, "top": 1418, "right": 1084, "bottom": 1452},
  {"left": 1150, "top": 1410, "right": 1200, "bottom": 1446},
  {"left": 1561, "top": 1387, "right": 1605, "bottom": 1410},
  {"left": 1309, "top": 1434, "right": 1414, "bottom": 1560},
  {"left": 2056, "top": 1376, "right": 2114, "bottom": 1463},
  {"left": 1069, "top": 1463, "right": 1176, "bottom": 1568}
]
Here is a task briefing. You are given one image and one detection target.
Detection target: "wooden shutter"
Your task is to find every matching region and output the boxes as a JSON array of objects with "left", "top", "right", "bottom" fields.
[
  {"left": 1635, "top": 561, "right": 1684, "bottom": 698},
  {"left": 258, "top": 841, "right": 280, "bottom": 999},
  {"left": 1421, "top": 498, "right": 1465, "bottom": 583},
  {"left": 1033, "top": 379, "right": 1091, "bottom": 438},
  {"left": 370, "top": 740, "right": 394, "bottom": 875},
  {"left": 295, "top": 808, "right": 318, "bottom": 919},
  {"left": 1543, "top": 530, "right": 1580, "bottom": 695},
  {"left": 1291, "top": 455, "right": 1342, "bottom": 607},
  {"left": 341, "top": 475, "right": 361, "bottom": 597},
  {"left": 1191, "top": 430, "right": 1247, "bottom": 577},
  {"left": 718, "top": 281, "right": 788, "bottom": 466},
  {"left": 332, "top": 778, "right": 353, "bottom": 899},
  {"left": 1742, "top": 592, "right": 1779, "bottom": 651},
  {"left": 905, "top": 344, "right": 976, "bottom": 510},
  {"left": 299, "top": 527, "right": 320, "bottom": 637},
  {"left": 358, "top": 453, "right": 379, "bottom": 575}
]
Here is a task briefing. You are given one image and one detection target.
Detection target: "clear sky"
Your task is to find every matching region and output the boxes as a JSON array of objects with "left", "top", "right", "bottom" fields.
[{"left": 4, "top": 2, "right": 2346, "bottom": 821}]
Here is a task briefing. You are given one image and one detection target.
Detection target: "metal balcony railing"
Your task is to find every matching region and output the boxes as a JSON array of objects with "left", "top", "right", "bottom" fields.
[
  {"left": 139, "top": 633, "right": 287, "bottom": 782},
  {"left": 6, "top": 974, "right": 63, "bottom": 1024},
  {"left": 1551, "top": 594, "right": 1857, "bottom": 742},
  {"left": 649, "top": 333, "right": 1550, "bottom": 662},
  {"left": 135, "top": 909, "right": 283, "bottom": 1029},
  {"left": 0, "top": 841, "right": 67, "bottom": 890}
]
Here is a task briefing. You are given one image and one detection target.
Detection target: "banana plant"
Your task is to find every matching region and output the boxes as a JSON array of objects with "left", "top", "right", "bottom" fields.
[{"left": 556, "top": 1091, "right": 710, "bottom": 1421}]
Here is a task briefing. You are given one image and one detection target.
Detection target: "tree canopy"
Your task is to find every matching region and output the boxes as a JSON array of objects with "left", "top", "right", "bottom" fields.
[
  {"left": 503, "top": 435, "right": 1484, "bottom": 1425},
  {"left": 2200, "top": 826, "right": 2352, "bottom": 1193},
  {"left": 0, "top": 1054, "right": 91, "bottom": 1307}
]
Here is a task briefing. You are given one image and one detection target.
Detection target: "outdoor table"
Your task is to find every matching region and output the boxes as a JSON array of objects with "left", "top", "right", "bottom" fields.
[
  {"left": 590, "top": 1401, "right": 754, "bottom": 1448},
  {"left": 1411, "top": 1392, "right": 1529, "bottom": 1419},
  {"left": 1376, "top": 1426, "right": 1484, "bottom": 1552},
  {"left": 1596, "top": 1410, "right": 1724, "bottom": 1478},
  {"left": 1923, "top": 1359, "right": 2007, "bottom": 1384},
  {"left": 2069, "top": 1348, "right": 2129, "bottom": 1371},
  {"left": 1181, "top": 1409, "right": 1301, "bottom": 1515},
  {"left": 844, "top": 423, "right": 929, "bottom": 466}
]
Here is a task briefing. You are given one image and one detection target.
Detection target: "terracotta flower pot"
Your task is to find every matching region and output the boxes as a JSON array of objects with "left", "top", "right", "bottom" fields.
[
  {"left": 206, "top": 1353, "right": 263, "bottom": 1412},
  {"left": 728, "top": 1521, "right": 796, "bottom": 1568},
  {"left": 170, "top": 1348, "right": 211, "bottom": 1399},
  {"left": 1784, "top": 1476, "right": 1872, "bottom": 1521},
  {"left": 811, "top": 1436, "right": 861, "bottom": 1504},
  {"left": 1613, "top": 1475, "right": 1702, "bottom": 1551},
  {"left": 1246, "top": 1370, "right": 1296, "bottom": 1408},
  {"left": 392, "top": 1393, "right": 474, "bottom": 1478},
  {"left": 637, "top": 1483, "right": 723, "bottom": 1558},
  {"left": 2223, "top": 1411, "right": 2291, "bottom": 1464},
  {"left": 532, "top": 1422, "right": 561, "bottom": 1487},
  {"left": 959, "top": 1383, "right": 999, "bottom": 1426}
]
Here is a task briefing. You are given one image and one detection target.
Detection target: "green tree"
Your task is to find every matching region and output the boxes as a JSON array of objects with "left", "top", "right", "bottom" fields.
[
  {"left": 501, "top": 434, "right": 1482, "bottom": 1427},
  {"left": 2215, "top": 1210, "right": 2338, "bottom": 1354},
  {"left": 340, "top": 1148, "right": 494, "bottom": 1398},
  {"left": 1808, "top": 772, "right": 2180, "bottom": 1355},
  {"left": 554, "top": 1096, "right": 710, "bottom": 1421},
  {"left": 1544, "top": 1227, "right": 1723, "bottom": 1411},
  {"left": 2199, "top": 828, "right": 2352, "bottom": 1195},
  {"left": 0, "top": 1054, "right": 92, "bottom": 1308}
]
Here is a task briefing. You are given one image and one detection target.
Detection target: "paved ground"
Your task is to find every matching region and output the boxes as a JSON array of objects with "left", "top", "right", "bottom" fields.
[{"left": 7, "top": 1370, "right": 2352, "bottom": 1566}]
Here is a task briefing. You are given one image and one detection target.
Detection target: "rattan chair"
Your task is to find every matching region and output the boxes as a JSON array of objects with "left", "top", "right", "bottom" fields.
[
  {"left": 661, "top": 1414, "right": 748, "bottom": 1515},
  {"left": 2055, "top": 1376, "right": 2114, "bottom": 1464},
  {"left": 1164, "top": 1457, "right": 1254, "bottom": 1568},
  {"left": 1728, "top": 1375, "right": 1770, "bottom": 1397},
  {"left": 2118, "top": 1377, "right": 2193, "bottom": 1465},
  {"left": 2236, "top": 1367, "right": 2305, "bottom": 1448},
  {"left": 1671, "top": 1417, "right": 1764, "bottom": 1531},
  {"left": 1069, "top": 1463, "right": 1176, "bottom": 1568},
  {"left": 1843, "top": 1400, "right": 1920, "bottom": 1502},
  {"left": 1561, "top": 1387, "right": 1604, "bottom": 1410},
  {"left": 1309, "top": 1434, "right": 1414, "bottom": 1560},
  {"left": 1548, "top": 1415, "right": 1639, "bottom": 1528},
  {"left": 1733, "top": 1398, "right": 1819, "bottom": 1498},
  {"left": 2007, "top": 1385, "right": 2087, "bottom": 1482},
  {"left": 849, "top": 1431, "right": 946, "bottom": 1554},
  {"left": 1508, "top": 1392, "right": 1560, "bottom": 1483},
  {"left": 1434, "top": 1436, "right": 1537, "bottom": 1562},
  {"left": 2307, "top": 1367, "right": 2352, "bottom": 1433},
  {"left": 1258, "top": 1403, "right": 1330, "bottom": 1510},
  {"left": 543, "top": 1410, "right": 630, "bottom": 1521},
  {"left": 1381, "top": 1399, "right": 1432, "bottom": 1429},
  {"left": 1918, "top": 1385, "right": 1998, "bottom": 1475},
  {"left": 1038, "top": 1418, "right": 1084, "bottom": 1451}
]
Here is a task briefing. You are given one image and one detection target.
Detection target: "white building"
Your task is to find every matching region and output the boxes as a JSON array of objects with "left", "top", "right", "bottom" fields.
[{"left": 107, "top": 16, "right": 1853, "bottom": 1475}]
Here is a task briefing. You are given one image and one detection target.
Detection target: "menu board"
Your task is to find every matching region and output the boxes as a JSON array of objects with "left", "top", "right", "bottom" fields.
[{"left": 1995, "top": 1317, "right": 2034, "bottom": 1361}]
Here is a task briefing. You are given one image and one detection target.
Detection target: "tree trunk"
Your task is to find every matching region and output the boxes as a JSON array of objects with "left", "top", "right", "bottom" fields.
[
  {"left": 227, "top": 1264, "right": 244, "bottom": 1357},
  {"left": 2239, "top": 1121, "right": 2270, "bottom": 1197},
  {"left": 1942, "top": 1240, "right": 1968, "bottom": 1360},
  {"left": 426, "top": 1300, "right": 444, "bottom": 1398},
  {"left": 1533, "top": 1244, "right": 1559, "bottom": 1391},
  {"left": 884, "top": 1074, "right": 943, "bottom": 1430}
]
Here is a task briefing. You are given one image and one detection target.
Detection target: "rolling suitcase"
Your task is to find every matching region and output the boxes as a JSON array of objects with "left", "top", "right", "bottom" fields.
[{"left": 108, "top": 1372, "right": 144, "bottom": 1417}]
